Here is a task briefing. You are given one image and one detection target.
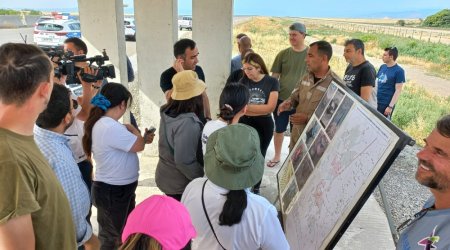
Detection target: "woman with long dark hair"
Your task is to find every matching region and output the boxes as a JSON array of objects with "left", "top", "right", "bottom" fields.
[
  {"left": 201, "top": 82, "right": 249, "bottom": 155},
  {"left": 182, "top": 125, "right": 289, "bottom": 250},
  {"left": 239, "top": 52, "right": 279, "bottom": 194},
  {"left": 83, "top": 82, "right": 154, "bottom": 250},
  {"left": 156, "top": 70, "right": 205, "bottom": 201}
]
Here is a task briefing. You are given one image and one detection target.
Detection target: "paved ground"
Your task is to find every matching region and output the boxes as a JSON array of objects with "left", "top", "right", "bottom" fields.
[{"left": 89, "top": 135, "right": 395, "bottom": 249}]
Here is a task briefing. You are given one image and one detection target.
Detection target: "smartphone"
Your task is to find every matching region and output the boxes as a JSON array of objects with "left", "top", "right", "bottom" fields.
[{"left": 148, "top": 126, "right": 156, "bottom": 134}]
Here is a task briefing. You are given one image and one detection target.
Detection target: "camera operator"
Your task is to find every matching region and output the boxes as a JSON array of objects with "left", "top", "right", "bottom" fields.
[{"left": 64, "top": 38, "right": 140, "bottom": 130}]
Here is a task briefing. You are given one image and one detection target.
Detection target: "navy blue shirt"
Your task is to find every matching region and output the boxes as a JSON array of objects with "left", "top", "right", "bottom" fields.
[
  {"left": 160, "top": 66, "right": 205, "bottom": 93},
  {"left": 376, "top": 64, "right": 405, "bottom": 106}
]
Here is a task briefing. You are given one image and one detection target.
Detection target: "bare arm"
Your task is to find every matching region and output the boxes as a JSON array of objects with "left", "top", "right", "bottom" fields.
[
  {"left": 77, "top": 68, "right": 102, "bottom": 121},
  {"left": 84, "top": 234, "right": 100, "bottom": 250},
  {"left": 125, "top": 124, "right": 146, "bottom": 152},
  {"left": 360, "top": 86, "right": 372, "bottom": 102},
  {"left": 0, "top": 214, "right": 35, "bottom": 250},
  {"left": 202, "top": 91, "right": 211, "bottom": 119},
  {"left": 247, "top": 91, "right": 278, "bottom": 115},
  {"left": 384, "top": 83, "right": 404, "bottom": 116},
  {"left": 271, "top": 72, "right": 280, "bottom": 80}
]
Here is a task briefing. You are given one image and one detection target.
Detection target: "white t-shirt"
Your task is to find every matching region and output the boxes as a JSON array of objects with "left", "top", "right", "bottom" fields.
[
  {"left": 182, "top": 177, "right": 290, "bottom": 250},
  {"left": 201, "top": 119, "right": 227, "bottom": 155},
  {"left": 65, "top": 118, "right": 86, "bottom": 163},
  {"left": 92, "top": 116, "right": 139, "bottom": 185},
  {"left": 65, "top": 90, "right": 85, "bottom": 163}
]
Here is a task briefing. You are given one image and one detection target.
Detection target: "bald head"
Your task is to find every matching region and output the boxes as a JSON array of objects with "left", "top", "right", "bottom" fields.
[{"left": 238, "top": 36, "right": 252, "bottom": 54}]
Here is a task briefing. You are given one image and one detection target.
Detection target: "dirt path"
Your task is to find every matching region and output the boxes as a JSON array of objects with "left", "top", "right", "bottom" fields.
[{"left": 308, "top": 37, "right": 450, "bottom": 97}]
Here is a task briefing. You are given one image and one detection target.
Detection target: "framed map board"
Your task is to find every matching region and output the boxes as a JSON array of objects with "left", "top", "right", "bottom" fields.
[{"left": 276, "top": 81, "right": 412, "bottom": 250}]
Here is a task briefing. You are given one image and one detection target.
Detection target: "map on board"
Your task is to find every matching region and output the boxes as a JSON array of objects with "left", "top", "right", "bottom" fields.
[{"left": 276, "top": 81, "right": 411, "bottom": 249}]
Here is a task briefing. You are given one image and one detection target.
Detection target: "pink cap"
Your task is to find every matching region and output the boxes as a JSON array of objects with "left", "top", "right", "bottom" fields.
[{"left": 121, "top": 195, "right": 196, "bottom": 249}]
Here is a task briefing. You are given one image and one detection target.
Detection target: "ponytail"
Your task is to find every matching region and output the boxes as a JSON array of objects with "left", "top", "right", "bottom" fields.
[
  {"left": 82, "top": 107, "right": 105, "bottom": 157},
  {"left": 219, "top": 190, "right": 247, "bottom": 226}
]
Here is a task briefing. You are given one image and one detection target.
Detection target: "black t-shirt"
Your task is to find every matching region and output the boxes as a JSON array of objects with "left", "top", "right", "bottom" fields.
[
  {"left": 160, "top": 66, "right": 206, "bottom": 93},
  {"left": 343, "top": 61, "right": 376, "bottom": 96},
  {"left": 239, "top": 75, "right": 280, "bottom": 105}
]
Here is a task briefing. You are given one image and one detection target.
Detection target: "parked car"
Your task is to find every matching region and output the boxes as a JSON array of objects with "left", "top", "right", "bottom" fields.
[
  {"left": 178, "top": 16, "right": 192, "bottom": 30},
  {"left": 34, "top": 16, "right": 54, "bottom": 27},
  {"left": 124, "top": 18, "right": 136, "bottom": 41},
  {"left": 33, "top": 19, "right": 81, "bottom": 48}
]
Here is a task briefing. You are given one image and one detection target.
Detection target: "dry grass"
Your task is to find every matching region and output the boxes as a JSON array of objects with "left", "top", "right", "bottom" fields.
[{"left": 233, "top": 17, "right": 450, "bottom": 146}]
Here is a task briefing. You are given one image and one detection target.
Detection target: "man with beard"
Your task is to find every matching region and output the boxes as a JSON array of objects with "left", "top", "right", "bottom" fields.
[
  {"left": 278, "top": 40, "right": 343, "bottom": 151},
  {"left": 397, "top": 114, "right": 450, "bottom": 249},
  {"left": 34, "top": 84, "right": 100, "bottom": 249}
]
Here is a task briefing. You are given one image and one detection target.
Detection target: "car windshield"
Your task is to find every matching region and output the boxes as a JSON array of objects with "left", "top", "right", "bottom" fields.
[{"left": 36, "top": 23, "right": 64, "bottom": 31}]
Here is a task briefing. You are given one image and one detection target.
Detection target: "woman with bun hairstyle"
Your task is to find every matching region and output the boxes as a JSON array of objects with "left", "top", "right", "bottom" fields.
[{"left": 201, "top": 82, "right": 250, "bottom": 155}]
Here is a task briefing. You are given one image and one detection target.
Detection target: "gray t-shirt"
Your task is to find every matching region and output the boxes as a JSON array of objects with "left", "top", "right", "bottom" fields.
[{"left": 397, "top": 196, "right": 450, "bottom": 250}]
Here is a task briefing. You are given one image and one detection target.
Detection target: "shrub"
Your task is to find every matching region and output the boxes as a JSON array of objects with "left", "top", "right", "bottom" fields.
[
  {"left": 397, "top": 20, "right": 406, "bottom": 26},
  {"left": 422, "top": 9, "right": 450, "bottom": 28}
]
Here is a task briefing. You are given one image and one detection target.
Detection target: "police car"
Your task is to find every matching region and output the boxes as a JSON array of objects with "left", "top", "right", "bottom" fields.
[{"left": 33, "top": 19, "right": 81, "bottom": 48}]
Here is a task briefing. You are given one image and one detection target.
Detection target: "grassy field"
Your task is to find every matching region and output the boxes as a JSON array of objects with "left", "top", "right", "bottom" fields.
[
  {"left": 307, "top": 27, "right": 450, "bottom": 79},
  {"left": 233, "top": 17, "right": 450, "bottom": 146}
]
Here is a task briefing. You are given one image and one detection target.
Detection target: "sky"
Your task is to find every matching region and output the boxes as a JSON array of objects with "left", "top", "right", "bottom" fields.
[{"left": 1, "top": 0, "right": 448, "bottom": 18}]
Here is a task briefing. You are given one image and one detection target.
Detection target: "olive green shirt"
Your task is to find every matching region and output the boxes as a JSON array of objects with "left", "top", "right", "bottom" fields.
[
  {"left": 271, "top": 47, "right": 308, "bottom": 100},
  {"left": 288, "top": 68, "right": 343, "bottom": 149},
  {"left": 0, "top": 128, "right": 77, "bottom": 249}
]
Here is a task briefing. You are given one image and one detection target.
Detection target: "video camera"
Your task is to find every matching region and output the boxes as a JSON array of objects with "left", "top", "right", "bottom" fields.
[{"left": 43, "top": 47, "right": 115, "bottom": 84}]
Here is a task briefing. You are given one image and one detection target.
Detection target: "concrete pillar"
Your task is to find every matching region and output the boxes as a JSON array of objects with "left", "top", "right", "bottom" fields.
[
  {"left": 134, "top": 0, "right": 178, "bottom": 155},
  {"left": 192, "top": 0, "right": 233, "bottom": 113},
  {"left": 77, "top": 0, "right": 127, "bottom": 86}
]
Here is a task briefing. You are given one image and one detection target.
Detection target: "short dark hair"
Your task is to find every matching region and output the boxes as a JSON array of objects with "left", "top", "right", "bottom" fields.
[
  {"left": 437, "top": 114, "right": 450, "bottom": 138},
  {"left": 64, "top": 37, "right": 88, "bottom": 54},
  {"left": 173, "top": 39, "right": 196, "bottom": 58},
  {"left": 236, "top": 33, "right": 247, "bottom": 40},
  {"left": 344, "top": 39, "right": 365, "bottom": 55},
  {"left": 0, "top": 43, "right": 52, "bottom": 106},
  {"left": 384, "top": 47, "right": 399, "bottom": 61},
  {"left": 310, "top": 40, "right": 333, "bottom": 61},
  {"left": 36, "top": 84, "right": 71, "bottom": 129}
]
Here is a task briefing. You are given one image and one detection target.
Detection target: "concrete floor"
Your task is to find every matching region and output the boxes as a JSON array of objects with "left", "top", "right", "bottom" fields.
[{"left": 90, "top": 135, "right": 395, "bottom": 249}]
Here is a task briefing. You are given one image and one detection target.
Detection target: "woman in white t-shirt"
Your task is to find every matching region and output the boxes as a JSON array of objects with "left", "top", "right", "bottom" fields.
[
  {"left": 82, "top": 83, "right": 155, "bottom": 249},
  {"left": 201, "top": 82, "right": 250, "bottom": 155}
]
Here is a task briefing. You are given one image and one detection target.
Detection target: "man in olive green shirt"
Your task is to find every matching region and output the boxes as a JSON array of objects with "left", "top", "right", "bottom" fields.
[
  {"left": 269, "top": 22, "right": 308, "bottom": 167},
  {"left": 0, "top": 43, "right": 76, "bottom": 249}
]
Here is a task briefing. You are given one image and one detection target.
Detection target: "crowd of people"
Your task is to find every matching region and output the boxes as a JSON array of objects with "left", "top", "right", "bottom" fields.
[{"left": 0, "top": 20, "right": 448, "bottom": 250}]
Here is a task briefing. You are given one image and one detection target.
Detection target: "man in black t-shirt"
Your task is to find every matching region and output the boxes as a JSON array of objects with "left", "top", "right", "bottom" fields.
[
  {"left": 160, "top": 39, "right": 210, "bottom": 119},
  {"left": 343, "top": 39, "right": 377, "bottom": 108}
]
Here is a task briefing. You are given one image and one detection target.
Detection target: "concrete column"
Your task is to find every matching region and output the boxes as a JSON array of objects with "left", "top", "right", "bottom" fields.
[
  {"left": 134, "top": 0, "right": 178, "bottom": 155},
  {"left": 193, "top": 0, "right": 233, "bottom": 113},
  {"left": 77, "top": 0, "right": 127, "bottom": 86}
]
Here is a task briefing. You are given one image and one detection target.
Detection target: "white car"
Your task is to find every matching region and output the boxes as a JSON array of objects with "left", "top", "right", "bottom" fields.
[
  {"left": 33, "top": 19, "right": 81, "bottom": 48},
  {"left": 124, "top": 18, "right": 136, "bottom": 41},
  {"left": 178, "top": 16, "right": 192, "bottom": 30}
]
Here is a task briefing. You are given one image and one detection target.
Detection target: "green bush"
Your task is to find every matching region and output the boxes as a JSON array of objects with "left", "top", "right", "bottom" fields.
[
  {"left": 0, "top": 9, "right": 21, "bottom": 15},
  {"left": 392, "top": 84, "right": 450, "bottom": 145},
  {"left": 397, "top": 20, "right": 406, "bottom": 26},
  {"left": 423, "top": 9, "right": 450, "bottom": 28}
]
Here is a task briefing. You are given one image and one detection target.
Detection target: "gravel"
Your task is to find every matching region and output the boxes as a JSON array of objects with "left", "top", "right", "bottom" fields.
[{"left": 373, "top": 144, "right": 431, "bottom": 235}]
